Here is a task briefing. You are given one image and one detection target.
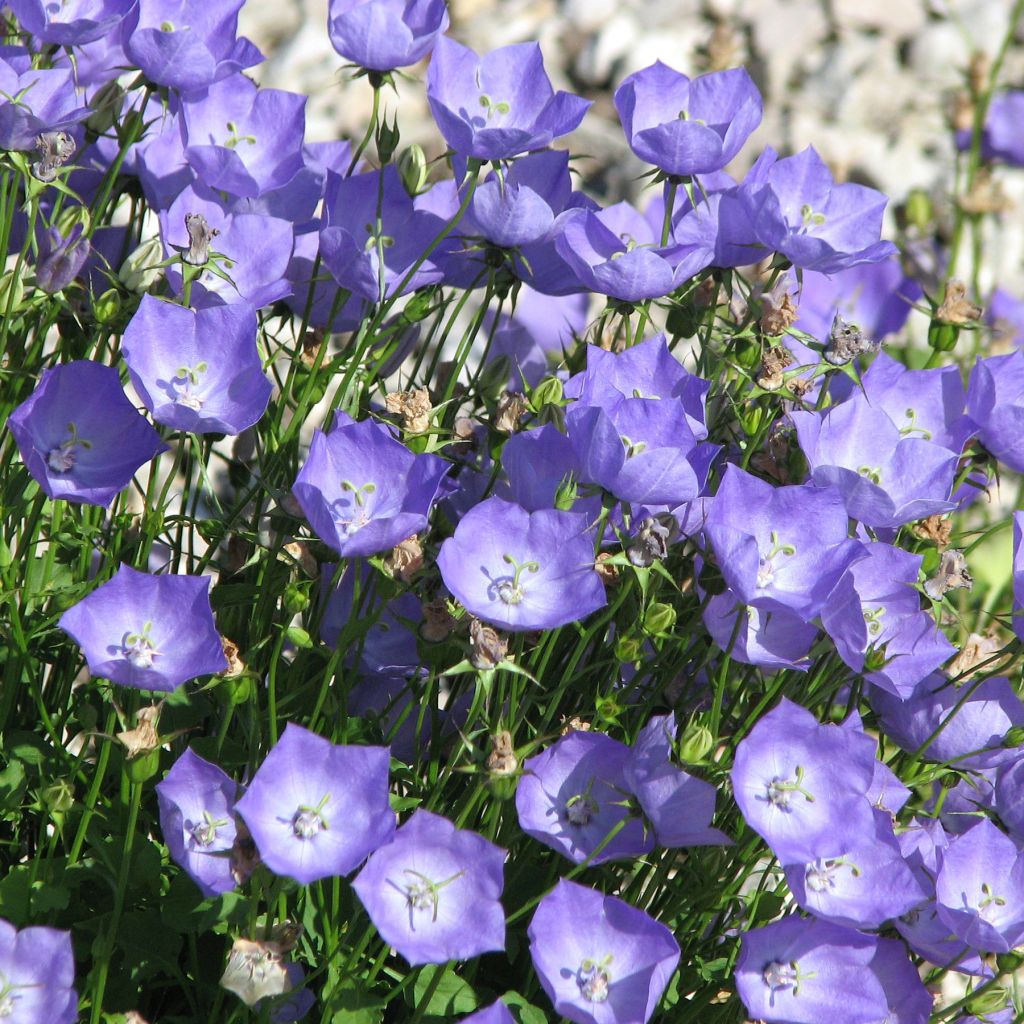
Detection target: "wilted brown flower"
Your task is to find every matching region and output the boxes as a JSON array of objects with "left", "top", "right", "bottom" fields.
[
  {"left": 386, "top": 535, "right": 424, "bottom": 582},
  {"left": 385, "top": 387, "right": 432, "bottom": 434},
  {"left": 936, "top": 280, "right": 983, "bottom": 325}
]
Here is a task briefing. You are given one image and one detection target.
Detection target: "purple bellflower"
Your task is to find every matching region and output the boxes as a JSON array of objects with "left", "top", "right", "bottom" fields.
[
  {"left": 516, "top": 730, "right": 654, "bottom": 865},
  {"left": 736, "top": 916, "right": 923, "bottom": 1024},
  {"left": 743, "top": 146, "right": 897, "bottom": 274},
  {"left": 972, "top": 90, "right": 1024, "bottom": 166},
  {"left": 181, "top": 75, "right": 307, "bottom": 198},
  {"left": 58, "top": 564, "right": 228, "bottom": 692},
  {"left": 328, "top": 0, "right": 449, "bottom": 72},
  {"left": 528, "top": 879, "right": 680, "bottom": 1024},
  {"left": 702, "top": 590, "right": 819, "bottom": 671},
  {"left": 1014, "top": 512, "right": 1024, "bottom": 643},
  {"left": 9, "top": 361, "right": 166, "bottom": 507},
  {"left": 703, "top": 466, "right": 864, "bottom": 621},
  {"left": 501, "top": 424, "right": 598, "bottom": 518},
  {"left": 624, "top": 715, "right": 729, "bottom": 848},
  {"left": 352, "top": 809, "right": 505, "bottom": 965},
  {"left": 0, "top": 56, "right": 90, "bottom": 150},
  {"left": 791, "top": 396, "right": 960, "bottom": 529},
  {"left": 122, "top": 296, "right": 272, "bottom": 435},
  {"left": 614, "top": 62, "right": 762, "bottom": 178},
  {"left": 156, "top": 747, "right": 239, "bottom": 897},
  {"left": 293, "top": 413, "right": 450, "bottom": 558},
  {"left": 235, "top": 723, "right": 394, "bottom": 885},
  {"left": 7, "top": 0, "right": 136, "bottom": 45},
  {"left": 988, "top": 287, "right": 1024, "bottom": 347},
  {"left": 462, "top": 1003, "right": 515, "bottom": 1024},
  {"left": 935, "top": 818, "right": 1024, "bottom": 953},
  {"left": 967, "top": 351, "right": 1024, "bottom": 473},
  {"left": 0, "top": 919, "right": 78, "bottom": 1024},
  {"left": 427, "top": 37, "right": 590, "bottom": 161},
  {"left": 731, "top": 698, "right": 878, "bottom": 864},
  {"left": 35, "top": 223, "right": 91, "bottom": 294},
  {"left": 436, "top": 496, "right": 606, "bottom": 631},
  {"left": 125, "top": 0, "right": 263, "bottom": 97}
]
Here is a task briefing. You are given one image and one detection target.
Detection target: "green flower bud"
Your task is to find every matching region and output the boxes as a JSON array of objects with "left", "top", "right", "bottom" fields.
[
  {"left": 124, "top": 747, "right": 161, "bottom": 784},
  {"left": 398, "top": 144, "right": 429, "bottom": 195},
  {"left": 529, "top": 375, "right": 564, "bottom": 413},
  {"left": 86, "top": 80, "right": 125, "bottom": 135},
  {"left": 285, "top": 625, "right": 313, "bottom": 650},
  {"left": 677, "top": 722, "right": 714, "bottom": 764},
  {"left": 964, "top": 985, "right": 1009, "bottom": 1018},
  {"left": 478, "top": 355, "right": 512, "bottom": 400},
  {"left": 1004, "top": 727, "right": 1024, "bottom": 748},
  {"left": 93, "top": 288, "right": 122, "bottom": 324},
  {"left": 401, "top": 286, "right": 439, "bottom": 324},
  {"left": 928, "top": 320, "right": 959, "bottom": 352},
  {"left": 55, "top": 205, "right": 91, "bottom": 237},
  {"left": 614, "top": 635, "right": 643, "bottom": 663},
  {"left": 643, "top": 601, "right": 676, "bottom": 635},
  {"left": 377, "top": 115, "right": 401, "bottom": 165},
  {"left": 553, "top": 475, "right": 578, "bottom": 511},
  {"left": 282, "top": 583, "right": 310, "bottom": 616},
  {"left": 118, "top": 238, "right": 165, "bottom": 293},
  {"left": 905, "top": 189, "right": 933, "bottom": 232},
  {"left": 42, "top": 778, "right": 75, "bottom": 814}
]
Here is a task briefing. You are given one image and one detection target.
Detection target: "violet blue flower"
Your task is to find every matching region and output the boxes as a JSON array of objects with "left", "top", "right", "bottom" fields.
[
  {"left": 462, "top": 1003, "right": 514, "bottom": 1024},
  {"left": 516, "top": 730, "right": 653, "bottom": 865},
  {"left": 966, "top": 351, "right": 1024, "bottom": 473},
  {"left": 181, "top": 75, "right": 307, "bottom": 198},
  {"left": 351, "top": 809, "right": 505, "bottom": 965},
  {"left": 736, "top": 917, "right": 919, "bottom": 1024},
  {"left": 731, "top": 697, "right": 878, "bottom": 864},
  {"left": 235, "top": 723, "right": 394, "bottom": 885},
  {"left": 35, "top": 223, "right": 91, "bottom": 294},
  {"left": 1015, "top": 511, "right": 1024, "bottom": 644},
  {"left": 156, "top": 747, "right": 239, "bottom": 897},
  {"left": 436, "top": 496, "right": 606, "bottom": 632},
  {"left": 995, "top": 758, "right": 1024, "bottom": 840},
  {"left": 58, "top": 564, "right": 228, "bottom": 692},
  {"left": 294, "top": 414, "right": 450, "bottom": 558},
  {"left": 0, "top": 57, "right": 91, "bottom": 150},
  {"left": 427, "top": 37, "right": 590, "bottom": 161},
  {"left": 7, "top": 0, "right": 136, "bottom": 45},
  {"left": 703, "top": 466, "right": 864, "bottom": 620},
  {"left": 614, "top": 62, "right": 762, "bottom": 178},
  {"left": 624, "top": 715, "right": 729, "bottom": 848},
  {"left": 501, "top": 424, "right": 599, "bottom": 519},
  {"left": 791, "top": 396, "right": 960, "bottom": 529},
  {"left": 975, "top": 90, "right": 1024, "bottom": 166},
  {"left": 125, "top": 0, "right": 263, "bottom": 97},
  {"left": 9, "top": 361, "right": 167, "bottom": 507},
  {"left": 329, "top": 0, "right": 449, "bottom": 71},
  {"left": 744, "top": 146, "right": 897, "bottom": 273},
  {"left": 122, "top": 295, "right": 272, "bottom": 435},
  {"left": 702, "top": 590, "right": 818, "bottom": 671},
  {"left": 988, "top": 287, "right": 1024, "bottom": 347},
  {"left": 935, "top": 818, "right": 1024, "bottom": 953},
  {"left": 0, "top": 919, "right": 77, "bottom": 1024},
  {"left": 529, "top": 879, "right": 679, "bottom": 1024}
]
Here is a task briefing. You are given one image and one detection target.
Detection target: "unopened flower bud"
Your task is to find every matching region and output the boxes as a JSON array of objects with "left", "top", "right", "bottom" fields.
[
  {"left": 376, "top": 114, "right": 401, "bottom": 165},
  {"left": 398, "top": 143, "right": 428, "bottom": 195},
  {"left": 643, "top": 601, "right": 676, "bottom": 635},
  {"left": 677, "top": 722, "right": 714, "bottom": 764},
  {"left": 93, "top": 287, "right": 121, "bottom": 324},
  {"left": 529, "top": 376, "right": 564, "bottom": 413},
  {"left": 86, "top": 80, "right": 125, "bottom": 135},
  {"left": 282, "top": 583, "right": 309, "bottom": 616},
  {"left": 119, "top": 237, "right": 165, "bottom": 292}
]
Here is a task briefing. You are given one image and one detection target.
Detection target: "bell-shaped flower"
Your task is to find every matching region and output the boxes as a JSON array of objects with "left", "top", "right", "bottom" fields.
[
  {"left": 0, "top": 919, "right": 78, "bottom": 1024},
  {"left": 870, "top": 676, "right": 1024, "bottom": 771},
  {"left": 427, "top": 37, "right": 590, "bottom": 161},
  {"left": 995, "top": 758, "right": 1024, "bottom": 839},
  {"left": 702, "top": 590, "right": 819, "bottom": 671},
  {"left": 35, "top": 223, "right": 91, "bottom": 294},
  {"left": 462, "top": 1003, "right": 514, "bottom": 1024},
  {"left": 352, "top": 809, "right": 505, "bottom": 965},
  {"left": 614, "top": 62, "right": 762, "bottom": 178},
  {"left": 988, "top": 287, "right": 1024, "bottom": 347},
  {"left": 9, "top": 361, "right": 166, "bottom": 507},
  {"left": 235, "top": 723, "right": 394, "bottom": 885},
  {"left": 293, "top": 414, "right": 450, "bottom": 558},
  {"left": 181, "top": 74, "right": 306, "bottom": 198},
  {"left": 822, "top": 543, "right": 955, "bottom": 699},
  {"left": 1014, "top": 511, "right": 1024, "bottom": 643},
  {"left": 974, "top": 90, "right": 1024, "bottom": 166},
  {"left": 8, "top": 0, "right": 135, "bottom": 45},
  {"left": 0, "top": 56, "right": 90, "bottom": 150},
  {"left": 791, "top": 397, "right": 960, "bottom": 529},
  {"left": 743, "top": 146, "right": 897, "bottom": 273},
  {"left": 731, "top": 698, "right": 878, "bottom": 864},
  {"left": 624, "top": 715, "right": 729, "bottom": 848},
  {"left": 501, "top": 424, "right": 600, "bottom": 520},
  {"left": 436, "top": 496, "right": 606, "bottom": 632},
  {"left": 703, "top": 466, "right": 864, "bottom": 621},
  {"left": 935, "top": 818, "right": 1024, "bottom": 953},
  {"left": 736, "top": 917, "right": 922, "bottom": 1024},
  {"left": 122, "top": 296, "right": 272, "bottom": 435},
  {"left": 784, "top": 809, "right": 925, "bottom": 930},
  {"left": 529, "top": 879, "right": 679, "bottom": 1024},
  {"left": 319, "top": 165, "right": 448, "bottom": 302},
  {"left": 516, "top": 731, "right": 653, "bottom": 865},
  {"left": 555, "top": 201, "right": 713, "bottom": 303},
  {"left": 58, "top": 564, "right": 228, "bottom": 692},
  {"left": 125, "top": 0, "right": 263, "bottom": 97},
  {"left": 329, "top": 0, "right": 449, "bottom": 71},
  {"left": 967, "top": 350, "right": 1024, "bottom": 473},
  {"left": 156, "top": 748, "right": 239, "bottom": 897}
]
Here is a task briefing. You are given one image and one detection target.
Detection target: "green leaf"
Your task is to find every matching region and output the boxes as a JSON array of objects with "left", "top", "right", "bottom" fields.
[
  {"left": 0, "top": 866, "right": 31, "bottom": 924},
  {"left": 413, "top": 964, "right": 479, "bottom": 1020},
  {"left": 0, "top": 759, "right": 27, "bottom": 809},
  {"left": 499, "top": 991, "right": 548, "bottom": 1024}
]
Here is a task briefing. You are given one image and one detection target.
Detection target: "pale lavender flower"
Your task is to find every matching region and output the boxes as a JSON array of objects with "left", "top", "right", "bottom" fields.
[{"left": 0, "top": 919, "right": 77, "bottom": 1024}]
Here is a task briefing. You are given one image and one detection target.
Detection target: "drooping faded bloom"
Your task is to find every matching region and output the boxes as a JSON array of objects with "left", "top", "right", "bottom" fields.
[
  {"left": 427, "top": 37, "right": 590, "bottom": 161},
  {"left": 122, "top": 295, "right": 272, "bottom": 435},
  {"left": 0, "top": 918, "right": 78, "bottom": 1024},
  {"left": 352, "top": 809, "right": 505, "bottom": 965},
  {"left": 328, "top": 0, "right": 449, "bottom": 71},
  {"left": 436, "top": 496, "right": 606, "bottom": 631},
  {"left": 235, "top": 723, "right": 394, "bottom": 885},
  {"left": 58, "top": 564, "right": 228, "bottom": 692},
  {"left": 516, "top": 730, "right": 654, "bottom": 865},
  {"left": 528, "top": 879, "right": 680, "bottom": 1024},
  {"left": 156, "top": 748, "right": 239, "bottom": 897},
  {"left": 36, "top": 223, "right": 91, "bottom": 294},
  {"left": 9, "top": 361, "right": 166, "bottom": 507},
  {"left": 293, "top": 413, "right": 450, "bottom": 558},
  {"left": 614, "top": 62, "right": 762, "bottom": 178}
]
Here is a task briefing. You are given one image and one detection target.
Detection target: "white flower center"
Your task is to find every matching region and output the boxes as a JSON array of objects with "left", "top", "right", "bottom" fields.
[{"left": 577, "top": 958, "right": 612, "bottom": 1003}]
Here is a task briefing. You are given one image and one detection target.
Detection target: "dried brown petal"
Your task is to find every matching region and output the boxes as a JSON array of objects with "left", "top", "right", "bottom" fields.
[
  {"left": 283, "top": 540, "right": 318, "bottom": 578},
  {"left": 494, "top": 391, "right": 528, "bottom": 434},
  {"left": 469, "top": 617, "right": 507, "bottom": 669},
  {"left": 936, "top": 280, "right": 983, "bottom": 325},
  {"left": 958, "top": 169, "right": 1013, "bottom": 216},
  {"left": 595, "top": 551, "right": 621, "bottom": 585},
  {"left": 561, "top": 716, "right": 591, "bottom": 735},
  {"left": 220, "top": 938, "right": 290, "bottom": 1006},
  {"left": 183, "top": 212, "right": 219, "bottom": 267},
  {"left": 385, "top": 387, "right": 432, "bottom": 434},
  {"left": 221, "top": 637, "right": 245, "bottom": 677},
  {"left": 421, "top": 597, "right": 457, "bottom": 642},
  {"left": 486, "top": 730, "right": 517, "bottom": 776},
  {"left": 386, "top": 535, "right": 424, "bottom": 583},
  {"left": 914, "top": 515, "right": 953, "bottom": 549},
  {"left": 923, "top": 548, "right": 973, "bottom": 601},
  {"left": 759, "top": 293, "right": 798, "bottom": 337},
  {"left": 948, "top": 630, "right": 1005, "bottom": 679},
  {"left": 115, "top": 703, "right": 162, "bottom": 759},
  {"left": 756, "top": 344, "right": 794, "bottom": 390}
]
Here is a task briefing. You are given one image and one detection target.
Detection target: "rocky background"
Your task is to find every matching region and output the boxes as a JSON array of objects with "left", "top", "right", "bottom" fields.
[{"left": 238, "top": 0, "right": 1024, "bottom": 296}]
